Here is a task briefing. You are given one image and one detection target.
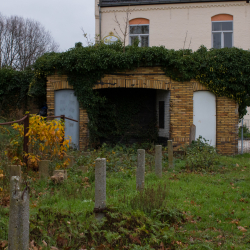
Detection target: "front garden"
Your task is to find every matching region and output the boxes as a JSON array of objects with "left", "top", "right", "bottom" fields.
[{"left": 0, "top": 118, "right": 250, "bottom": 249}]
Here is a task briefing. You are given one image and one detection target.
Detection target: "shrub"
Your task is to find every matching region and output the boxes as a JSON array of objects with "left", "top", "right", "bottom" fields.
[
  {"left": 184, "top": 136, "right": 219, "bottom": 171},
  {"left": 2, "top": 115, "right": 71, "bottom": 168},
  {"left": 238, "top": 124, "right": 250, "bottom": 138}
]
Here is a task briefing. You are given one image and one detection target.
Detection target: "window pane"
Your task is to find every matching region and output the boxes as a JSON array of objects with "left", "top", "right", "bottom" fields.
[
  {"left": 212, "top": 22, "right": 233, "bottom": 31},
  {"left": 213, "top": 33, "right": 221, "bottom": 49},
  {"left": 141, "top": 25, "right": 149, "bottom": 34},
  {"left": 222, "top": 22, "right": 233, "bottom": 31},
  {"left": 212, "top": 22, "right": 222, "bottom": 31},
  {"left": 130, "top": 25, "right": 149, "bottom": 34},
  {"left": 141, "top": 36, "right": 149, "bottom": 47},
  {"left": 130, "top": 26, "right": 142, "bottom": 34},
  {"left": 130, "top": 36, "right": 139, "bottom": 45},
  {"left": 224, "top": 32, "right": 233, "bottom": 48}
]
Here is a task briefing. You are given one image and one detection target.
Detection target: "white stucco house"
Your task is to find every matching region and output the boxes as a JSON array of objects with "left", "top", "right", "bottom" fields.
[
  {"left": 95, "top": 0, "right": 250, "bottom": 51},
  {"left": 95, "top": 0, "right": 250, "bottom": 122}
]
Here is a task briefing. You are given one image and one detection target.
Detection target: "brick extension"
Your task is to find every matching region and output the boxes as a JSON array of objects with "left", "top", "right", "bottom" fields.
[{"left": 47, "top": 67, "right": 238, "bottom": 154}]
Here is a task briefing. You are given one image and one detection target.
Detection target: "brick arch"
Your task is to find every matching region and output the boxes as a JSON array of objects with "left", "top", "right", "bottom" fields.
[
  {"left": 46, "top": 67, "right": 239, "bottom": 155},
  {"left": 211, "top": 14, "right": 233, "bottom": 21},
  {"left": 129, "top": 18, "right": 149, "bottom": 25}
]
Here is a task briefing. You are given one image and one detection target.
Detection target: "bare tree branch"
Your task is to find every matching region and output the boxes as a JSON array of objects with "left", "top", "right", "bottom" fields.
[
  {"left": 113, "top": 8, "right": 131, "bottom": 52},
  {"left": 0, "top": 13, "right": 59, "bottom": 70}
]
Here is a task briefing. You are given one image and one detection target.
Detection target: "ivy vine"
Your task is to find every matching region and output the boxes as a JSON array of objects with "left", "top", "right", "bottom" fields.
[
  {"left": 24, "top": 42, "right": 250, "bottom": 143},
  {"left": 0, "top": 67, "right": 34, "bottom": 116}
]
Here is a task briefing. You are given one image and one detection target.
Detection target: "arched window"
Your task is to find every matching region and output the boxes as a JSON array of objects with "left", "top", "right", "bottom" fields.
[
  {"left": 129, "top": 18, "right": 149, "bottom": 47},
  {"left": 212, "top": 14, "right": 233, "bottom": 49}
]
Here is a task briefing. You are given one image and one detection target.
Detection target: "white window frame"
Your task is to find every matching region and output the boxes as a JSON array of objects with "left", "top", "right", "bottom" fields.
[
  {"left": 129, "top": 24, "right": 150, "bottom": 47},
  {"left": 211, "top": 20, "right": 233, "bottom": 49}
]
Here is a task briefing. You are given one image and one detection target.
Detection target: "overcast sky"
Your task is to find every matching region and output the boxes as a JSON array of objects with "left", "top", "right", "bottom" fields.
[{"left": 1, "top": 0, "right": 95, "bottom": 52}]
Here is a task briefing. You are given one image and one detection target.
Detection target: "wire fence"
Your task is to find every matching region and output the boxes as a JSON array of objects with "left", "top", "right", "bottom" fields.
[{"left": 238, "top": 119, "right": 250, "bottom": 154}]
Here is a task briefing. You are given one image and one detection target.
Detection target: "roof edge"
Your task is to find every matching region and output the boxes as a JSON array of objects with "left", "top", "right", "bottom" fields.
[{"left": 99, "top": 0, "right": 245, "bottom": 7}]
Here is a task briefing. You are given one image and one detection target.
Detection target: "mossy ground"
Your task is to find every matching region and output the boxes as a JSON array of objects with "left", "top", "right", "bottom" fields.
[{"left": 1, "top": 144, "right": 250, "bottom": 249}]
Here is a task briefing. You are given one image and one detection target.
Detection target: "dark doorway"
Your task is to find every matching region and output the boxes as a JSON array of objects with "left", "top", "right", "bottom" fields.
[{"left": 95, "top": 88, "right": 158, "bottom": 145}]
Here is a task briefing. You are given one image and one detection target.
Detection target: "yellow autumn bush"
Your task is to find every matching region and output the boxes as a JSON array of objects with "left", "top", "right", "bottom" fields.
[{"left": 10, "top": 115, "right": 71, "bottom": 168}]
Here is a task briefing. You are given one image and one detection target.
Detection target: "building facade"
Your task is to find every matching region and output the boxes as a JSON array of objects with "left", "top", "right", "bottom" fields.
[
  {"left": 47, "top": 67, "right": 239, "bottom": 154},
  {"left": 95, "top": 0, "right": 250, "bottom": 51}
]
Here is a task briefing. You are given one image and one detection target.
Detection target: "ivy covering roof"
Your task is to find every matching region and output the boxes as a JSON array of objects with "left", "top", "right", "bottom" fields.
[{"left": 100, "top": 0, "right": 242, "bottom": 7}]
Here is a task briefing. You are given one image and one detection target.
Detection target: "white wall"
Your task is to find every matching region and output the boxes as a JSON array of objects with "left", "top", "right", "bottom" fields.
[
  {"left": 156, "top": 90, "right": 170, "bottom": 138},
  {"left": 96, "top": 1, "right": 250, "bottom": 51}
]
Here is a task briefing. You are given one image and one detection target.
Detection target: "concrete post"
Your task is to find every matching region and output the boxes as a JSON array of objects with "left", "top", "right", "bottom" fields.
[
  {"left": 136, "top": 149, "right": 145, "bottom": 191},
  {"left": 155, "top": 145, "right": 162, "bottom": 178},
  {"left": 8, "top": 176, "right": 29, "bottom": 250},
  {"left": 64, "top": 155, "right": 74, "bottom": 168},
  {"left": 39, "top": 160, "right": 50, "bottom": 179},
  {"left": 9, "top": 165, "right": 21, "bottom": 181},
  {"left": 95, "top": 158, "right": 106, "bottom": 220},
  {"left": 82, "top": 152, "right": 91, "bottom": 156},
  {"left": 168, "top": 140, "right": 174, "bottom": 169},
  {"left": 53, "top": 170, "right": 67, "bottom": 179},
  {"left": 189, "top": 124, "right": 196, "bottom": 145},
  {"left": 78, "top": 166, "right": 88, "bottom": 173}
]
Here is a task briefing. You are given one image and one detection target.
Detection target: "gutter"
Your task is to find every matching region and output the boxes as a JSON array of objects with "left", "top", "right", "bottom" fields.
[
  {"left": 100, "top": 0, "right": 245, "bottom": 7},
  {"left": 99, "top": 0, "right": 102, "bottom": 40}
]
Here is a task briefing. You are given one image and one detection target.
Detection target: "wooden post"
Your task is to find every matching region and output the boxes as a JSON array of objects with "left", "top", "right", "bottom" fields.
[
  {"left": 9, "top": 165, "right": 21, "bottom": 181},
  {"left": 168, "top": 140, "right": 174, "bottom": 169},
  {"left": 23, "top": 114, "right": 29, "bottom": 166},
  {"left": 189, "top": 124, "right": 196, "bottom": 145},
  {"left": 39, "top": 160, "right": 50, "bottom": 179}
]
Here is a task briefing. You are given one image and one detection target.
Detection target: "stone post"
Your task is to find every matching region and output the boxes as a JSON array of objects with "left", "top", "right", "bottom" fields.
[
  {"left": 95, "top": 158, "right": 106, "bottom": 220},
  {"left": 8, "top": 176, "right": 29, "bottom": 250},
  {"left": 189, "top": 124, "right": 196, "bottom": 145},
  {"left": 52, "top": 170, "right": 67, "bottom": 180},
  {"left": 9, "top": 165, "right": 21, "bottom": 181},
  {"left": 168, "top": 140, "right": 174, "bottom": 169},
  {"left": 64, "top": 155, "right": 74, "bottom": 168},
  {"left": 155, "top": 145, "right": 162, "bottom": 178},
  {"left": 39, "top": 160, "right": 50, "bottom": 179},
  {"left": 78, "top": 166, "right": 88, "bottom": 173},
  {"left": 136, "top": 149, "right": 145, "bottom": 191}
]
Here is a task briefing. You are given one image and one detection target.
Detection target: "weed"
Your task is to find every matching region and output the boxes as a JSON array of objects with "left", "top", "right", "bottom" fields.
[
  {"left": 184, "top": 136, "right": 219, "bottom": 171},
  {"left": 238, "top": 124, "right": 250, "bottom": 138},
  {"left": 129, "top": 183, "right": 168, "bottom": 214}
]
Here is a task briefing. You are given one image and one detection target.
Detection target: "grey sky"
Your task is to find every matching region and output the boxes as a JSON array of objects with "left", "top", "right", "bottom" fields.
[{"left": 1, "top": 0, "right": 95, "bottom": 51}]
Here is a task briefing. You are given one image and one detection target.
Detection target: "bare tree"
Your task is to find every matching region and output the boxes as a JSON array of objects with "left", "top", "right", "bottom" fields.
[
  {"left": 113, "top": 8, "right": 131, "bottom": 52},
  {"left": 0, "top": 13, "right": 59, "bottom": 70},
  {"left": 81, "top": 28, "right": 96, "bottom": 46}
]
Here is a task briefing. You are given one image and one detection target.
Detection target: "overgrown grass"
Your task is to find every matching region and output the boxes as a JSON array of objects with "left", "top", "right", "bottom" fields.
[{"left": 1, "top": 137, "right": 250, "bottom": 249}]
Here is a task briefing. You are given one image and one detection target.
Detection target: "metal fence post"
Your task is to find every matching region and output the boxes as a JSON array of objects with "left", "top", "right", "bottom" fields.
[{"left": 61, "top": 115, "right": 65, "bottom": 145}]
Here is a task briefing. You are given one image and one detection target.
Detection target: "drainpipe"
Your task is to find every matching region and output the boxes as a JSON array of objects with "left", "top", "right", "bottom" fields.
[{"left": 99, "top": 0, "right": 102, "bottom": 40}]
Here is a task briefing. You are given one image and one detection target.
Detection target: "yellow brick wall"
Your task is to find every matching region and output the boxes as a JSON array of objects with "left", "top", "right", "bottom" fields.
[
  {"left": 47, "top": 67, "right": 238, "bottom": 154},
  {"left": 47, "top": 75, "right": 88, "bottom": 150}
]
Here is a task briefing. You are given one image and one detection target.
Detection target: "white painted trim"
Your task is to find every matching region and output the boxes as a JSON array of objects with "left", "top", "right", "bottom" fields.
[
  {"left": 211, "top": 20, "right": 233, "bottom": 48},
  {"left": 101, "top": 2, "right": 247, "bottom": 13}
]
